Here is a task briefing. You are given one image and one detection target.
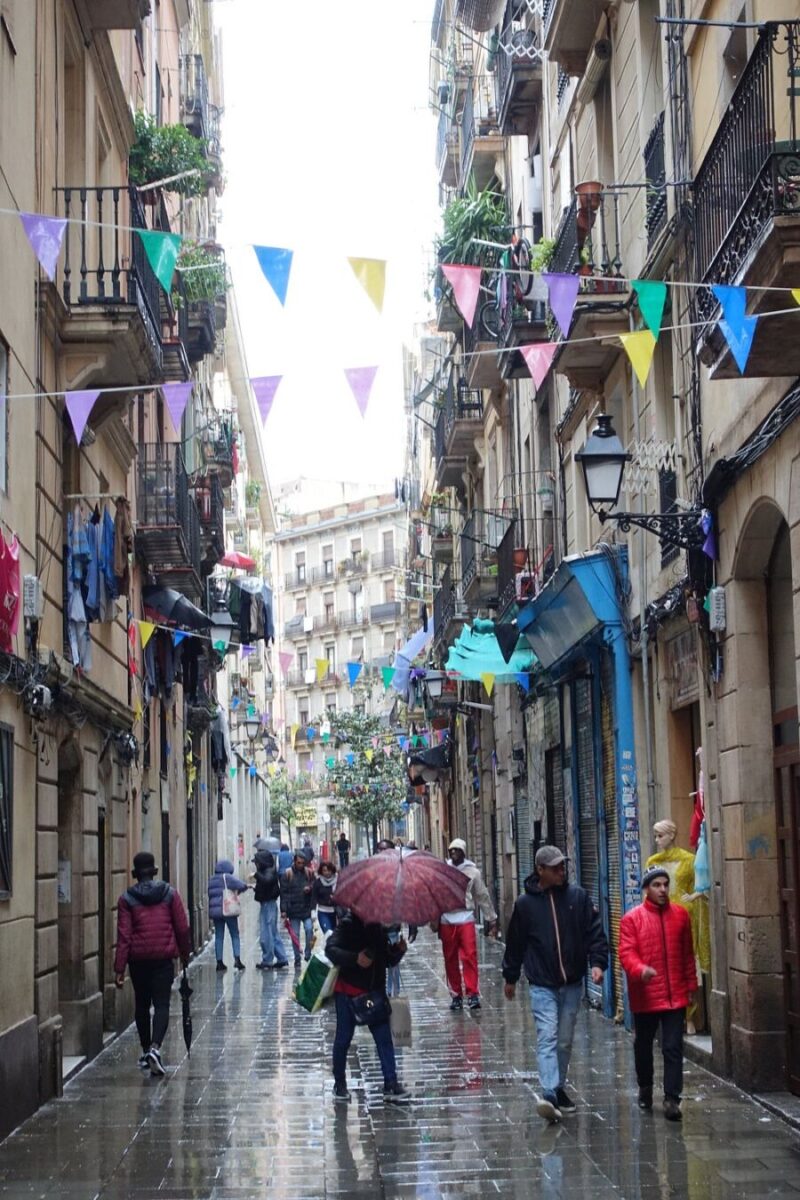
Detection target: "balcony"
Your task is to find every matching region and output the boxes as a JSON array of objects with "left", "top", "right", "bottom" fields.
[
  {"left": 370, "top": 602, "right": 402, "bottom": 624},
  {"left": 337, "top": 612, "right": 370, "bottom": 630},
  {"left": 433, "top": 374, "right": 484, "bottom": 490},
  {"left": 644, "top": 112, "right": 667, "bottom": 253},
  {"left": 693, "top": 24, "right": 800, "bottom": 378},
  {"left": 338, "top": 555, "right": 369, "bottom": 578},
  {"left": 285, "top": 669, "right": 313, "bottom": 689},
  {"left": 160, "top": 275, "right": 191, "bottom": 383},
  {"left": 433, "top": 564, "right": 468, "bottom": 652},
  {"left": 55, "top": 187, "right": 162, "bottom": 394},
  {"left": 180, "top": 55, "right": 211, "bottom": 142},
  {"left": 372, "top": 550, "right": 399, "bottom": 571},
  {"left": 495, "top": 1, "right": 543, "bottom": 137},
  {"left": 460, "top": 76, "right": 504, "bottom": 191},
  {"left": 498, "top": 289, "right": 549, "bottom": 379},
  {"left": 194, "top": 473, "right": 225, "bottom": 571},
  {"left": 136, "top": 444, "right": 202, "bottom": 601},
  {"left": 461, "top": 510, "right": 514, "bottom": 607},
  {"left": 547, "top": 192, "right": 629, "bottom": 390},
  {"left": 435, "top": 287, "right": 463, "bottom": 334},
  {"left": 314, "top": 612, "right": 338, "bottom": 634},
  {"left": 543, "top": 0, "right": 608, "bottom": 74},
  {"left": 78, "top": 0, "right": 150, "bottom": 31},
  {"left": 437, "top": 107, "right": 460, "bottom": 189},
  {"left": 198, "top": 413, "right": 235, "bottom": 488},
  {"left": 283, "top": 614, "right": 312, "bottom": 641},
  {"left": 496, "top": 517, "right": 521, "bottom": 616},
  {"left": 430, "top": 507, "right": 455, "bottom": 563}
]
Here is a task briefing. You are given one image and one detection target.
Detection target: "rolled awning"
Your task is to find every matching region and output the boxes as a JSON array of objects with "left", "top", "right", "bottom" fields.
[{"left": 456, "top": 0, "right": 505, "bottom": 32}]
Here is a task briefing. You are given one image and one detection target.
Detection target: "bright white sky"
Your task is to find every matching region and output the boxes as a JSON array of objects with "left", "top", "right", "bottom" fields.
[{"left": 216, "top": 0, "right": 439, "bottom": 494}]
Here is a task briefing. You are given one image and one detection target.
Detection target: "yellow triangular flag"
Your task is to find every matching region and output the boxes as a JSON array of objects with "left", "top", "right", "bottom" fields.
[
  {"left": 138, "top": 620, "right": 156, "bottom": 649},
  {"left": 268, "top": 763, "right": 277, "bottom": 776},
  {"left": 133, "top": 700, "right": 143, "bottom": 722},
  {"left": 365, "top": 748, "right": 374, "bottom": 763},
  {"left": 482, "top": 672, "right": 495, "bottom": 697},
  {"left": 347, "top": 257, "right": 386, "bottom": 313},
  {"left": 792, "top": 289, "right": 800, "bottom": 307},
  {"left": 291, "top": 723, "right": 299, "bottom": 748},
  {"left": 316, "top": 657, "right": 329, "bottom": 683},
  {"left": 620, "top": 330, "right": 657, "bottom": 388}
]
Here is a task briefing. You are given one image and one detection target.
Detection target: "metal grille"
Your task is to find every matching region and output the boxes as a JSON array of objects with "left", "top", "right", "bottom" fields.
[
  {"left": 644, "top": 111, "right": 667, "bottom": 249},
  {"left": 575, "top": 677, "right": 601, "bottom": 1003},
  {"left": 601, "top": 653, "right": 624, "bottom": 1021}
]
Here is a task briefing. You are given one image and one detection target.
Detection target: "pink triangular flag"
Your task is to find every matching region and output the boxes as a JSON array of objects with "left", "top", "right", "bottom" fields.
[
  {"left": 19, "top": 213, "right": 67, "bottom": 281},
  {"left": 251, "top": 376, "right": 282, "bottom": 423},
  {"left": 441, "top": 264, "right": 482, "bottom": 328},
  {"left": 278, "top": 650, "right": 294, "bottom": 674},
  {"left": 519, "top": 342, "right": 558, "bottom": 390},
  {"left": 65, "top": 390, "right": 101, "bottom": 444},
  {"left": 161, "top": 381, "right": 194, "bottom": 433},
  {"left": 345, "top": 366, "right": 378, "bottom": 418}
]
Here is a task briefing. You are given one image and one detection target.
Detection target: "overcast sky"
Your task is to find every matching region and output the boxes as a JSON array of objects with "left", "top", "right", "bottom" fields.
[{"left": 216, "top": 0, "right": 439, "bottom": 495}]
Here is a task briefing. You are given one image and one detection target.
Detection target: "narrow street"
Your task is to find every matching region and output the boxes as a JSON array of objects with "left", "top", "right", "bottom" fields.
[{"left": 1, "top": 910, "right": 799, "bottom": 1199}]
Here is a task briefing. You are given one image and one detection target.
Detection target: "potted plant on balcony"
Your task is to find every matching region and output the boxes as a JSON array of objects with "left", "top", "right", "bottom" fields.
[
  {"left": 174, "top": 242, "right": 228, "bottom": 361},
  {"left": 245, "top": 480, "right": 261, "bottom": 509},
  {"left": 128, "top": 112, "right": 211, "bottom": 200}
]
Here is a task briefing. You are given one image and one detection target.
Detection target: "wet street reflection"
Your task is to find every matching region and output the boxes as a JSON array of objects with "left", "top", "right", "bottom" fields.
[{"left": 1, "top": 918, "right": 799, "bottom": 1198}]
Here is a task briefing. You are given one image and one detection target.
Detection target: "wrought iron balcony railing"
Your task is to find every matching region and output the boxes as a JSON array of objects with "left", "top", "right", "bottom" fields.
[
  {"left": 459, "top": 75, "right": 498, "bottom": 185},
  {"left": 370, "top": 601, "right": 402, "bottom": 623},
  {"left": 180, "top": 54, "right": 210, "bottom": 142},
  {"left": 644, "top": 111, "right": 667, "bottom": 250},
  {"left": 460, "top": 510, "right": 512, "bottom": 593},
  {"left": 549, "top": 192, "right": 625, "bottom": 316},
  {"left": 136, "top": 442, "right": 201, "bottom": 587}
]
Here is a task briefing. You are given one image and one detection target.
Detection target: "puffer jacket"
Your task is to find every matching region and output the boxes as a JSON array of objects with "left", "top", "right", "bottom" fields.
[
  {"left": 326, "top": 913, "right": 405, "bottom": 994},
  {"left": 280, "top": 865, "right": 315, "bottom": 919},
  {"left": 502, "top": 873, "right": 609, "bottom": 987},
  {"left": 114, "top": 880, "right": 191, "bottom": 972},
  {"left": 207, "top": 859, "right": 249, "bottom": 921},
  {"left": 619, "top": 898, "right": 697, "bottom": 1013}
]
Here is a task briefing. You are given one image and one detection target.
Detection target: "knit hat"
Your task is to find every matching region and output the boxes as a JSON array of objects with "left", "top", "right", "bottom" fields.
[
  {"left": 448, "top": 838, "right": 467, "bottom": 853},
  {"left": 535, "top": 845, "right": 565, "bottom": 869},
  {"left": 641, "top": 867, "right": 670, "bottom": 889},
  {"left": 132, "top": 851, "right": 157, "bottom": 878}
]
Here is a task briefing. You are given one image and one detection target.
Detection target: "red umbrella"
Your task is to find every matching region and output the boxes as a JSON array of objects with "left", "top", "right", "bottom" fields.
[
  {"left": 334, "top": 849, "right": 468, "bottom": 925},
  {"left": 219, "top": 550, "right": 256, "bottom": 570}
]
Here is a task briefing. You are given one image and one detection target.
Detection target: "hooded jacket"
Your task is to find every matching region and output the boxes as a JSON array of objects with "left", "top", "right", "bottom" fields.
[
  {"left": 207, "top": 859, "right": 249, "bottom": 921},
  {"left": 281, "top": 863, "right": 315, "bottom": 919},
  {"left": 502, "top": 873, "right": 609, "bottom": 988},
  {"left": 326, "top": 913, "right": 404, "bottom": 994},
  {"left": 114, "top": 879, "right": 191, "bottom": 973},
  {"left": 441, "top": 857, "right": 498, "bottom": 925},
  {"left": 253, "top": 852, "right": 281, "bottom": 903},
  {"left": 619, "top": 898, "right": 697, "bottom": 1013}
]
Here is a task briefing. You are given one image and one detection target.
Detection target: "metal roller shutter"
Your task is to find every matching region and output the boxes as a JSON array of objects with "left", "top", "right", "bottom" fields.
[
  {"left": 515, "top": 782, "right": 533, "bottom": 890},
  {"left": 601, "top": 653, "right": 624, "bottom": 1021},
  {"left": 575, "top": 677, "right": 601, "bottom": 1005}
]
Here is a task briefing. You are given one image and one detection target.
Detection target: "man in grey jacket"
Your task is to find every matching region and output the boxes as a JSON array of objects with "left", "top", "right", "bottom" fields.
[{"left": 438, "top": 838, "right": 498, "bottom": 1012}]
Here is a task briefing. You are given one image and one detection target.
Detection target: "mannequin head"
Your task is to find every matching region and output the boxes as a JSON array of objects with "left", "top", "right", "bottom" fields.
[{"left": 653, "top": 819, "right": 678, "bottom": 852}]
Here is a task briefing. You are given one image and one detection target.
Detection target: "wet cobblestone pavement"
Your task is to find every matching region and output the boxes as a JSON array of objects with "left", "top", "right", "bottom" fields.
[{"left": 2, "top": 911, "right": 800, "bottom": 1198}]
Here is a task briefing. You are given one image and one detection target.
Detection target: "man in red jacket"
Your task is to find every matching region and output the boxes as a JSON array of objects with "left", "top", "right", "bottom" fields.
[
  {"left": 619, "top": 866, "right": 697, "bottom": 1121},
  {"left": 114, "top": 852, "right": 191, "bottom": 1076}
]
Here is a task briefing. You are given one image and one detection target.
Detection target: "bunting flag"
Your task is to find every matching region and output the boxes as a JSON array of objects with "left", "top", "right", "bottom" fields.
[
  {"left": 481, "top": 672, "right": 495, "bottom": 697},
  {"left": 345, "top": 752, "right": 356, "bottom": 766},
  {"left": 241, "top": 645, "right": 254, "bottom": 657},
  {"left": 229, "top": 765, "right": 238, "bottom": 778},
  {"left": 542, "top": 272, "right": 580, "bottom": 338},
  {"left": 19, "top": 213, "right": 67, "bottom": 281},
  {"left": 371, "top": 736, "right": 379, "bottom": 749},
  {"left": 253, "top": 245, "right": 293, "bottom": 305},
  {"left": 291, "top": 723, "right": 299, "bottom": 748},
  {"left": 440, "top": 264, "right": 482, "bottom": 328},
  {"left": 365, "top": 749, "right": 374, "bottom": 763},
  {"left": 251, "top": 375, "right": 282, "bottom": 424},
  {"left": 632, "top": 279, "right": 667, "bottom": 338},
  {"left": 515, "top": 672, "right": 530, "bottom": 693},
  {"left": 381, "top": 666, "right": 396, "bottom": 689},
  {"left": 136, "top": 229, "right": 181, "bottom": 293},
  {"left": 173, "top": 630, "right": 187, "bottom": 647},
  {"left": 347, "top": 661, "right": 363, "bottom": 687},
  {"left": 347, "top": 257, "right": 386, "bottom": 313},
  {"left": 326, "top": 756, "right": 335, "bottom": 769},
  {"left": 620, "top": 330, "right": 657, "bottom": 388},
  {"left": 306, "top": 726, "right": 315, "bottom": 741},
  {"left": 162, "top": 381, "right": 194, "bottom": 433},
  {"left": 345, "top": 366, "right": 378, "bottom": 418},
  {"left": 383, "top": 745, "right": 392, "bottom": 757},
  {"left": 712, "top": 284, "right": 757, "bottom": 374},
  {"left": 268, "top": 763, "right": 277, "bottom": 776},
  {"left": 793, "top": 289, "right": 800, "bottom": 307},
  {"left": 231, "top": 697, "right": 241, "bottom": 710},
  {"left": 133, "top": 699, "right": 143, "bottom": 721},
  {"left": 278, "top": 650, "right": 294, "bottom": 674},
  {"left": 213, "top": 639, "right": 228, "bottom": 653},
  {"left": 247, "top": 704, "right": 257, "bottom": 717},
  {"left": 65, "top": 389, "right": 101, "bottom": 444},
  {"left": 315, "top": 658, "right": 329, "bottom": 683},
  {"left": 519, "top": 342, "right": 558, "bottom": 390},
  {"left": 138, "top": 620, "right": 156, "bottom": 649},
  {"left": 701, "top": 509, "right": 717, "bottom": 560}
]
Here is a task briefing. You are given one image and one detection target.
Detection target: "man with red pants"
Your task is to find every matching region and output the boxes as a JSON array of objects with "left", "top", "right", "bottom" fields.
[
  {"left": 439, "top": 838, "right": 498, "bottom": 1011},
  {"left": 619, "top": 866, "right": 697, "bottom": 1122}
]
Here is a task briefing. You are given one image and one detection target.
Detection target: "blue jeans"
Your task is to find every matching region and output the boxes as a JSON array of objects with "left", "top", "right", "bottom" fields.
[
  {"left": 289, "top": 916, "right": 313, "bottom": 962},
  {"left": 332, "top": 992, "right": 397, "bottom": 1088},
  {"left": 529, "top": 982, "right": 583, "bottom": 1095},
  {"left": 214, "top": 916, "right": 240, "bottom": 962},
  {"left": 317, "top": 910, "right": 337, "bottom": 934},
  {"left": 259, "top": 900, "right": 288, "bottom": 965}
]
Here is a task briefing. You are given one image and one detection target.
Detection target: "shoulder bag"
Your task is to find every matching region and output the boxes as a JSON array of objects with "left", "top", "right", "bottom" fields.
[
  {"left": 221, "top": 874, "right": 242, "bottom": 918},
  {"left": 350, "top": 955, "right": 391, "bottom": 1028}
]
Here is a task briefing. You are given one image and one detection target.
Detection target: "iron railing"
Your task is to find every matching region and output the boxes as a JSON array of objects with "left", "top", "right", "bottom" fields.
[
  {"left": 339, "top": 556, "right": 368, "bottom": 576},
  {"left": 496, "top": 1, "right": 539, "bottom": 119},
  {"left": 496, "top": 517, "right": 519, "bottom": 613},
  {"left": 549, "top": 193, "right": 625, "bottom": 303},
  {"left": 337, "top": 612, "right": 369, "bottom": 630},
  {"left": 644, "top": 111, "right": 667, "bottom": 249},
  {"left": 434, "top": 564, "right": 456, "bottom": 641},
  {"left": 180, "top": 54, "right": 210, "bottom": 141},
  {"left": 459, "top": 74, "right": 499, "bottom": 184},
  {"left": 371, "top": 550, "right": 397, "bottom": 570},
  {"left": 137, "top": 442, "right": 201, "bottom": 577},
  {"left": 461, "top": 78, "right": 477, "bottom": 183},
  {"left": 461, "top": 510, "right": 513, "bottom": 592},
  {"left": 370, "top": 602, "right": 402, "bottom": 623}
]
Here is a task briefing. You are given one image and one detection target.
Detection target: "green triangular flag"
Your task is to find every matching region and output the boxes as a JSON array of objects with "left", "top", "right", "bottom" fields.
[
  {"left": 229, "top": 765, "right": 237, "bottom": 778},
  {"left": 381, "top": 666, "right": 395, "bottom": 689},
  {"left": 136, "top": 229, "right": 181, "bottom": 293},
  {"left": 213, "top": 639, "right": 227, "bottom": 654},
  {"left": 632, "top": 280, "right": 667, "bottom": 339}
]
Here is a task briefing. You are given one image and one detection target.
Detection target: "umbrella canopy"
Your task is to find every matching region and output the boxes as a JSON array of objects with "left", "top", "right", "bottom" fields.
[
  {"left": 334, "top": 848, "right": 468, "bottom": 925},
  {"left": 142, "top": 585, "right": 211, "bottom": 631},
  {"left": 179, "top": 969, "right": 193, "bottom": 1056},
  {"left": 219, "top": 550, "right": 256, "bottom": 570}
]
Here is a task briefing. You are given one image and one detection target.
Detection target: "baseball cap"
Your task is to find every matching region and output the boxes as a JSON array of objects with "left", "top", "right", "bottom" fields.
[
  {"left": 132, "top": 851, "right": 157, "bottom": 877},
  {"left": 449, "top": 838, "right": 467, "bottom": 853},
  {"left": 535, "top": 845, "right": 566, "bottom": 869}
]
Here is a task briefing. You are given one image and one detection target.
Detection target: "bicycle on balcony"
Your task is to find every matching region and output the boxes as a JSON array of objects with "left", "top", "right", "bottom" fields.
[{"left": 477, "top": 232, "right": 533, "bottom": 339}]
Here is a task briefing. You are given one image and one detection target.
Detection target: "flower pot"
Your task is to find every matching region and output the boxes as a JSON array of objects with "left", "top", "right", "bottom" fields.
[
  {"left": 512, "top": 548, "right": 528, "bottom": 570},
  {"left": 575, "top": 181, "right": 603, "bottom": 212}
]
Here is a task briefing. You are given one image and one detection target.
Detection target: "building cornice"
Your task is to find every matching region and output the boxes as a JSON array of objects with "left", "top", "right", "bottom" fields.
[{"left": 276, "top": 502, "right": 406, "bottom": 543}]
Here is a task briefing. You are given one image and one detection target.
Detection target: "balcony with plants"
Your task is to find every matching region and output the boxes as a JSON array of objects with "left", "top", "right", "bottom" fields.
[
  {"left": 174, "top": 243, "right": 228, "bottom": 363},
  {"left": 198, "top": 410, "right": 236, "bottom": 488},
  {"left": 460, "top": 508, "right": 514, "bottom": 607},
  {"left": 495, "top": 0, "right": 543, "bottom": 137}
]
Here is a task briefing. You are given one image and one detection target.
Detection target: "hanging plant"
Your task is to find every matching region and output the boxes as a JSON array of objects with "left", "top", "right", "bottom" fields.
[{"left": 128, "top": 112, "right": 211, "bottom": 197}]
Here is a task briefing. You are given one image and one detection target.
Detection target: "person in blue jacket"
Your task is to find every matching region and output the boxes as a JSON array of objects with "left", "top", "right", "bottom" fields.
[{"left": 208, "top": 859, "right": 249, "bottom": 971}]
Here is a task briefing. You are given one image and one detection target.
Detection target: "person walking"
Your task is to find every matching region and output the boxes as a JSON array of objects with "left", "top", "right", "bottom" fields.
[
  {"left": 325, "top": 911, "right": 409, "bottom": 1104},
  {"left": 208, "top": 859, "right": 249, "bottom": 971},
  {"left": 281, "top": 851, "right": 315, "bottom": 967},
  {"left": 312, "top": 860, "right": 338, "bottom": 933},
  {"left": 439, "top": 838, "right": 498, "bottom": 1012},
  {"left": 336, "top": 831, "right": 350, "bottom": 870},
  {"left": 277, "top": 842, "right": 294, "bottom": 872},
  {"left": 300, "top": 834, "right": 315, "bottom": 864},
  {"left": 252, "top": 845, "right": 289, "bottom": 970},
  {"left": 502, "top": 845, "right": 609, "bottom": 1122},
  {"left": 114, "top": 851, "right": 191, "bottom": 1076},
  {"left": 619, "top": 866, "right": 697, "bottom": 1122}
]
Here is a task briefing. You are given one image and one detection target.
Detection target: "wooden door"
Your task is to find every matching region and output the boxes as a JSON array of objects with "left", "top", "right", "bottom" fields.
[{"left": 775, "top": 705, "right": 800, "bottom": 1094}]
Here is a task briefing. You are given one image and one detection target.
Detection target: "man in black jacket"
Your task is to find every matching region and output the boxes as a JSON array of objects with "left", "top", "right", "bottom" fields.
[
  {"left": 502, "top": 845, "right": 608, "bottom": 1123},
  {"left": 281, "top": 852, "right": 315, "bottom": 967},
  {"left": 252, "top": 843, "right": 289, "bottom": 970}
]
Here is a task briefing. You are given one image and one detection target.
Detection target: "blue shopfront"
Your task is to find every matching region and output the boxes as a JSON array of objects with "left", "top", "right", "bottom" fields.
[{"left": 517, "top": 547, "right": 642, "bottom": 1023}]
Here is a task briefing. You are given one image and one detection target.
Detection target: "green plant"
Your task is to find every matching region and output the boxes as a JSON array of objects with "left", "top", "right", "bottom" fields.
[
  {"left": 530, "top": 237, "right": 556, "bottom": 273},
  {"left": 245, "top": 480, "right": 262, "bottom": 508},
  {"left": 174, "top": 243, "right": 228, "bottom": 305},
  {"left": 128, "top": 111, "right": 210, "bottom": 197},
  {"left": 437, "top": 179, "right": 508, "bottom": 267}
]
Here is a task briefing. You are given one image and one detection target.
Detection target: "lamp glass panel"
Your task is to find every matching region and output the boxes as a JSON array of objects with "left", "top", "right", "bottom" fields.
[{"left": 583, "top": 458, "right": 625, "bottom": 506}]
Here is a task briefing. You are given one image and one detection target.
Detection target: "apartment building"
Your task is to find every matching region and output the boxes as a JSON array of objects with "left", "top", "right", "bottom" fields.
[{"left": 422, "top": 0, "right": 800, "bottom": 1097}]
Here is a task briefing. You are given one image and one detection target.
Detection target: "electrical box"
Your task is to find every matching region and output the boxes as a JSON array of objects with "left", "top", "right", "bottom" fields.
[
  {"left": 708, "top": 586, "right": 727, "bottom": 632},
  {"left": 23, "top": 575, "right": 44, "bottom": 619}
]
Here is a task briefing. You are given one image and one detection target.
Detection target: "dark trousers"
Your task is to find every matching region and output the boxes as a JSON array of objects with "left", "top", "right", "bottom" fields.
[
  {"left": 332, "top": 992, "right": 397, "bottom": 1088},
  {"left": 633, "top": 1007, "right": 686, "bottom": 1099},
  {"left": 129, "top": 958, "right": 174, "bottom": 1051}
]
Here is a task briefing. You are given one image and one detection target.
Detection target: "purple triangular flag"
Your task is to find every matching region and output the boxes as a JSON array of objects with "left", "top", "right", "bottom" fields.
[
  {"left": 700, "top": 509, "right": 717, "bottom": 561},
  {"left": 542, "top": 272, "right": 581, "bottom": 339},
  {"left": 65, "top": 390, "right": 101, "bottom": 444},
  {"left": 345, "top": 366, "right": 378, "bottom": 418},
  {"left": 161, "top": 381, "right": 194, "bottom": 433},
  {"left": 250, "top": 376, "right": 282, "bottom": 423},
  {"left": 19, "top": 213, "right": 67, "bottom": 281}
]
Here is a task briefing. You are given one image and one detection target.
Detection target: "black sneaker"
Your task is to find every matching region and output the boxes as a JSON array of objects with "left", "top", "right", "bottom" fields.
[
  {"left": 275, "top": 961, "right": 289, "bottom": 970},
  {"left": 234, "top": 958, "right": 246, "bottom": 970},
  {"left": 536, "top": 1092, "right": 562, "bottom": 1123},
  {"left": 663, "top": 1096, "right": 682, "bottom": 1122},
  {"left": 638, "top": 1086, "right": 653, "bottom": 1110},
  {"left": 555, "top": 1088, "right": 576, "bottom": 1114},
  {"left": 384, "top": 1082, "right": 411, "bottom": 1104},
  {"left": 216, "top": 960, "right": 227, "bottom": 972},
  {"left": 467, "top": 994, "right": 481, "bottom": 1011},
  {"left": 333, "top": 1083, "right": 351, "bottom": 1103},
  {"left": 146, "top": 1047, "right": 166, "bottom": 1077},
  {"left": 449, "top": 995, "right": 463, "bottom": 1012},
  {"left": 137, "top": 1054, "right": 149, "bottom": 1071}
]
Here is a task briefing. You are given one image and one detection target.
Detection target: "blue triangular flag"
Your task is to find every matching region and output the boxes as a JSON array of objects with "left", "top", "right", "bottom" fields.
[
  {"left": 515, "top": 672, "right": 530, "bottom": 693},
  {"left": 347, "top": 661, "right": 363, "bottom": 687},
  {"left": 712, "top": 285, "right": 757, "bottom": 374},
  {"left": 253, "top": 245, "right": 293, "bottom": 306},
  {"left": 346, "top": 752, "right": 355, "bottom": 766},
  {"left": 173, "top": 630, "right": 187, "bottom": 646}
]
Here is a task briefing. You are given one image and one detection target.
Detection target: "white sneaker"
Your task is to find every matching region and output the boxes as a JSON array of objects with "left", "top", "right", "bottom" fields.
[
  {"left": 147, "top": 1046, "right": 166, "bottom": 1077},
  {"left": 137, "top": 1054, "right": 149, "bottom": 1070}
]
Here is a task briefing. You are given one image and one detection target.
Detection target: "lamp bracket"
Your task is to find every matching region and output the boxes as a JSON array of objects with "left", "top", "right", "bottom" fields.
[{"left": 599, "top": 508, "right": 704, "bottom": 551}]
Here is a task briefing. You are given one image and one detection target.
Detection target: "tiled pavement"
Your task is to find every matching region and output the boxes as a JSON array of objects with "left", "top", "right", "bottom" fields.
[{"left": 2, "top": 903, "right": 800, "bottom": 1198}]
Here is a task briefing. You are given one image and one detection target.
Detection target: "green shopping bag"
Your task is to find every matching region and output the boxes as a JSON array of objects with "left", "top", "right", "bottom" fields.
[{"left": 294, "top": 951, "right": 338, "bottom": 1013}]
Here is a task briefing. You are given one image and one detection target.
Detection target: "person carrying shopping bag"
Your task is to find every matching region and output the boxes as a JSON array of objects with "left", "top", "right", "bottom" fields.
[{"left": 208, "top": 859, "right": 249, "bottom": 971}]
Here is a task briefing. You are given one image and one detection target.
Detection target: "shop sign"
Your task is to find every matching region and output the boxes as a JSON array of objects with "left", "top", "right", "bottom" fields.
[{"left": 667, "top": 629, "right": 699, "bottom": 708}]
